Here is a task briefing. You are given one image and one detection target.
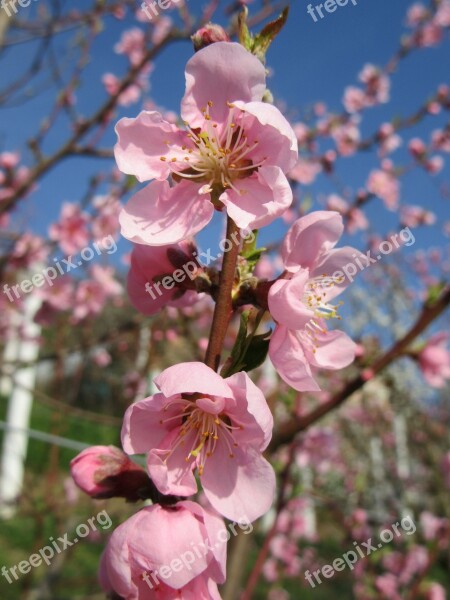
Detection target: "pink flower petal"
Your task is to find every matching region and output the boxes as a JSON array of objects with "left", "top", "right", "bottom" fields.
[
  {"left": 202, "top": 446, "right": 276, "bottom": 522},
  {"left": 220, "top": 166, "right": 293, "bottom": 229},
  {"left": 121, "top": 394, "right": 169, "bottom": 454},
  {"left": 119, "top": 180, "right": 214, "bottom": 246},
  {"left": 114, "top": 111, "right": 192, "bottom": 182},
  {"left": 147, "top": 429, "right": 198, "bottom": 497},
  {"left": 312, "top": 246, "right": 364, "bottom": 301},
  {"left": 307, "top": 328, "right": 356, "bottom": 370},
  {"left": 226, "top": 371, "right": 274, "bottom": 451},
  {"left": 268, "top": 270, "right": 314, "bottom": 330},
  {"left": 179, "top": 500, "right": 227, "bottom": 584},
  {"left": 282, "top": 211, "right": 344, "bottom": 272},
  {"left": 127, "top": 505, "right": 211, "bottom": 588},
  {"left": 234, "top": 100, "right": 298, "bottom": 171},
  {"left": 181, "top": 42, "right": 266, "bottom": 128},
  {"left": 269, "top": 325, "right": 321, "bottom": 392},
  {"left": 154, "top": 362, "right": 233, "bottom": 398}
]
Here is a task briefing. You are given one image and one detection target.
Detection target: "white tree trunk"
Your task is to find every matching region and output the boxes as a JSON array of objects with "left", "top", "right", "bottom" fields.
[{"left": 0, "top": 295, "right": 41, "bottom": 518}]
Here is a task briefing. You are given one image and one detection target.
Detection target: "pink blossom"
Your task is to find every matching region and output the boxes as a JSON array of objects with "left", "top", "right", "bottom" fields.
[
  {"left": 122, "top": 362, "right": 275, "bottom": 521},
  {"left": 425, "top": 155, "right": 444, "bottom": 174},
  {"left": 409, "top": 137, "right": 427, "bottom": 159},
  {"left": 36, "top": 276, "right": 74, "bottom": 310},
  {"left": 11, "top": 233, "right": 49, "bottom": 269},
  {"left": 343, "top": 86, "right": 367, "bottom": 113},
  {"left": 92, "top": 348, "right": 112, "bottom": 367},
  {"left": 427, "top": 100, "right": 441, "bottom": 115},
  {"left": 332, "top": 121, "right": 361, "bottom": 156},
  {"left": 293, "top": 122, "right": 310, "bottom": 146},
  {"left": 73, "top": 280, "right": 107, "bottom": 321},
  {"left": 366, "top": 168, "right": 400, "bottom": 210},
  {"left": 359, "top": 64, "right": 390, "bottom": 105},
  {"left": 378, "top": 123, "right": 402, "bottom": 156},
  {"left": 0, "top": 151, "right": 20, "bottom": 169},
  {"left": 99, "top": 501, "right": 225, "bottom": 599},
  {"left": 435, "top": 0, "right": 450, "bottom": 27},
  {"left": 289, "top": 158, "right": 321, "bottom": 184},
  {"left": 151, "top": 16, "right": 173, "bottom": 45},
  {"left": 314, "top": 102, "right": 327, "bottom": 116},
  {"left": 268, "top": 211, "right": 360, "bottom": 391},
  {"left": 114, "top": 28, "right": 146, "bottom": 66},
  {"left": 49, "top": 202, "right": 90, "bottom": 255},
  {"left": 426, "top": 583, "right": 446, "bottom": 600},
  {"left": 418, "top": 333, "right": 450, "bottom": 387},
  {"left": 102, "top": 73, "right": 144, "bottom": 107},
  {"left": 375, "top": 574, "right": 401, "bottom": 600},
  {"left": 431, "top": 128, "right": 450, "bottom": 152},
  {"left": 416, "top": 22, "right": 443, "bottom": 47},
  {"left": 400, "top": 205, "right": 436, "bottom": 228},
  {"left": 406, "top": 3, "right": 428, "bottom": 27},
  {"left": 71, "top": 445, "right": 149, "bottom": 501},
  {"left": 419, "top": 511, "right": 448, "bottom": 541},
  {"left": 399, "top": 546, "right": 428, "bottom": 585},
  {"left": 116, "top": 43, "right": 297, "bottom": 245},
  {"left": 91, "top": 264, "right": 123, "bottom": 297},
  {"left": 92, "top": 195, "right": 122, "bottom": 240},
  {"left": 63, "top": 477, "right": 79, "bottom": 505},
  {"left": 127, "top": 241, "right": 201, "bottom": 315},
  {"left": 263, "top": 558, "right": 278, "bottom": 582}
]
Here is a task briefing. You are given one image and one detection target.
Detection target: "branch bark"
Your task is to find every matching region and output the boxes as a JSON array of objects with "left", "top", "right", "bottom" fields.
[{"left": 205, "top": 217, "right": 241, "bottom": 371}]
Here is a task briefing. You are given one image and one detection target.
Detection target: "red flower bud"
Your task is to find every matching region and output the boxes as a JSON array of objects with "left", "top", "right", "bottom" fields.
[
  {"left": 70, "top": 445, "right": 150, "bottom": 502},
  {"left": 191, "top": 23, "right": 230, "bottom": 52}
]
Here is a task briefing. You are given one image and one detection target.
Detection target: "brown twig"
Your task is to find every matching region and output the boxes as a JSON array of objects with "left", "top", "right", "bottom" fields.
[{"left": 204, "top": 217, "right": 241, "bottom": 371}]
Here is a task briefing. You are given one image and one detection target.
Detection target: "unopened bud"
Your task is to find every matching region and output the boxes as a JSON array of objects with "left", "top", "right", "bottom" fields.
[
  {"left": 70, "top": 445, "right": 150, "bottom": 502},
  {"left": 192, "top": 23, "right": 230, "bottom": 52}
]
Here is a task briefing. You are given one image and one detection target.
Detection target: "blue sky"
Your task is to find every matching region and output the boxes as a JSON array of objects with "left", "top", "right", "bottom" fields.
[{"left": 1, "top": 0, "right": 449, "bottom": 266}]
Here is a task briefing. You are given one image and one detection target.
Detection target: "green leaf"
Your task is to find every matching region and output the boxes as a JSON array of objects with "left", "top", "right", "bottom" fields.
[
  {"left": 228, "top": 311, "right": 250, "bottom": 365},
  {"left": 252, "top": 7, "right": 290, "bottom": 61},
  {"left": 238, "top": 6, "right": 254, "bottom": 51},
  {"left": 221, "top": 309, "right": 271, "bottom": 377},
  {"left": 241, "top": 331, "right": 271, "bottom": 372},
  {"left": 241, "top": 230, "right": 266, "bottom": 273},
  {"left": 241, "top": 229, "right": 259, "bottom": 258}
]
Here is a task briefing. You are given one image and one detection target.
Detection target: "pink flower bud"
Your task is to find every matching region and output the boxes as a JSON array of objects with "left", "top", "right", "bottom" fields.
[
  {"left": 70, "top": 445, "right": 150, "bottom": 501},
  {"left": 191, "top": 23, "right": 230, "bottom": 52}
]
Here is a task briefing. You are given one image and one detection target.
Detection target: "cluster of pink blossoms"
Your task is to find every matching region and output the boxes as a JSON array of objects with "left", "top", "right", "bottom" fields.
[{"left": 71, "top": 40, "right": 362, "bottom": 599}]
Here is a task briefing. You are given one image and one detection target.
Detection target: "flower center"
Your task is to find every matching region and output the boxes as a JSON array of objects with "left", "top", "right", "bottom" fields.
[
  {"left": 160, "top": 101, "right": 267, "bottom": 197},
  {"left": 303, "top": 273, "right": 344, "bottom": 321},
  {"left": 301, "top": 273, "right": 345, "bottom": 354},
  {"left": 159, "top": 397, "right": 243, "bottom": 476}
]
